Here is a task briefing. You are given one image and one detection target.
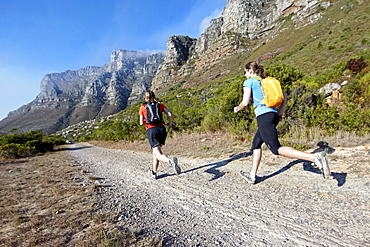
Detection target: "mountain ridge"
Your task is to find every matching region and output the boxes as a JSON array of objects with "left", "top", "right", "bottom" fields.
[
  {"left": 0, "top": 50, "right": 165, "bottom": 134},
  {"left": 0, "top": 0, "right": 368, "bottom": 134}
]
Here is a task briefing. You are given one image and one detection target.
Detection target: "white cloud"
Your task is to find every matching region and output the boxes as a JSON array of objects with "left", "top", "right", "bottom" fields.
[{"left": 199, "top": 9, "right": 223, "bottom": 35}]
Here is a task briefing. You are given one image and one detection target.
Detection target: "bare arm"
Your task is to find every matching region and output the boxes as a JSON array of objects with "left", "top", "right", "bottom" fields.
[
  {"left": 139, "top": 115, "right": 146, "bottom": 126},
  {"left": 234, "top": 87, "right": 252, "bottom": 113},
  {"left": 278, "top": 91, "right": 288, "bottom": 120},
  {"left": 163, "top": 108, "right": 173, "bottom": 126}
]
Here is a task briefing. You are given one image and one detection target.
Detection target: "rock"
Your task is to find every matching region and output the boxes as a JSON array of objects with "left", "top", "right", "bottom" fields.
[
  {"left": 319, "top": 83, "right": 341, "bottom": 97},
  {"left": 152, "top": 0, "right": 332, "bottom": 92},
  {"left": 0, "top": 0, "right": 335, "bottom": 134},
  {"left": 0, "top": 50, "right": 165, "bottom": 134}
]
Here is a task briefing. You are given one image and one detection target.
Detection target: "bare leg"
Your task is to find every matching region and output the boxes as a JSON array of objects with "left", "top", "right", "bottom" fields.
[
  {"left": 243, "top": 146, "right": 328, "bottom": 183},
  {"left": 250, "top": 147, "right": 315, "bottom": 177},
  {"left": 152, "top": 145, "right": 170, "bottom": 165},
  {"left": 250, "top": 149, "right": 262, "bottom": 178},
  {"left": 278, "top": 146, "right": 315, "bottom": 162},
  {"left": 152, "top": 145, "right": 181, "bottom": 175},
  {"left": 152, "top": 150, "right": 160, "bottom": 173}
]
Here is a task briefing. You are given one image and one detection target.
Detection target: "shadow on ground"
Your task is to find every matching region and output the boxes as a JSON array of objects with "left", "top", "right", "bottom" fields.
[
  {"left": 183, "top": 151, "right": 252, "bottom": 181},
  {"left": 183, "top": 141, "right": 347, "bottom": 186}
]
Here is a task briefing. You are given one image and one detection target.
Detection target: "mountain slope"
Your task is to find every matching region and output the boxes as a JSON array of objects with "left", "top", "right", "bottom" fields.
[
  {"left": 0, "top": 0, "right": 368, "bottom": 135},
  {"left": 152, "top": 0, "right": 369, "bottom": 94},
  {"left": 0, "top": 50, "right": 165, "bottom": 134}
]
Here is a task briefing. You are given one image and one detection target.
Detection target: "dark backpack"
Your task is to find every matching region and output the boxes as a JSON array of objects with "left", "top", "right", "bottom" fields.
[{"left": 145, "top": 101, "right": 163, "bottom": 125}]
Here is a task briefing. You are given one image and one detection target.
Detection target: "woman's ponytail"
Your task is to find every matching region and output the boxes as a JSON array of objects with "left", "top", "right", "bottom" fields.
[{"left": 245, "top": 61, "right": 265, "bottom": 78}]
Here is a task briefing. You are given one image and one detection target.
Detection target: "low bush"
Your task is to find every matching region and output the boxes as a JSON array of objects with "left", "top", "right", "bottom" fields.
[
  {"left": 91, "top": 120, "right": 143, "bottom": 142},
  {"left": 0, "top": 130, "right": 65, "bottom": 159},
  {"left": 0, "top": 143, "right": 34, "bottom": 159},
  {"left": 86, "top": 59, "right": 369, "bottom": 144}
]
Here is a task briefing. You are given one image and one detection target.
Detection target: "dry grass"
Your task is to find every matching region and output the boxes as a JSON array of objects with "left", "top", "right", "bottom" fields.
[
  {"left": 91, "top": 128, "right": 370, "bottom": 159},
  {"left": 0, "top": 147, "right": 162, "bottom": 247},
  {"left": 280, "top": 125, "right": 370, "bottom": 148},
  {"left": 90, "top": 131, "right": 250, "bottom": 160}
]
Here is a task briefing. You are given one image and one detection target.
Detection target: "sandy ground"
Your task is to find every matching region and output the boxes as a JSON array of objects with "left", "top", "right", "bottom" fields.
[{"left": 67, "top": 142, "right": 370, "bottom": 246}]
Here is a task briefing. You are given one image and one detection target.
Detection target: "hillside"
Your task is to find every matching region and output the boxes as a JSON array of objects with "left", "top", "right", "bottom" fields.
[
  {"left": 152, "top": 0, "right": 370, "bottom": 92},
  {"left": 0, "top": 0, "right": 369, "bottom": 139},
  {"left": 0, "top": 51, "right": 165, "bottom": 134}
]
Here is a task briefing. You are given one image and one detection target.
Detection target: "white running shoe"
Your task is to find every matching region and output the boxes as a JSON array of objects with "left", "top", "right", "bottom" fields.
[
  {"left": 239, "top": 171, "right": 256, "bottom": 184},
  {"left": 314, "top": 151, "right": 331, "bottom": 179},
  {"left": 148, "top": 170, "right": 157, "bottom": 179}
]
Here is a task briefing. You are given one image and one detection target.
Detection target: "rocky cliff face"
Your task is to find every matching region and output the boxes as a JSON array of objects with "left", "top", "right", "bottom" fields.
[
  {"left": 152, "top": 0, "right": 331, "bottom": 91},
  {"left": 0, "top": 50, "right": 165, "bottom": 134},
  {"left": 0, "top": 0, "right": 332, "bottom": 134}
]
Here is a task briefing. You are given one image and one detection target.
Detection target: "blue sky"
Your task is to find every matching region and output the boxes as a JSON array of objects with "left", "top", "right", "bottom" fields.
[{"left": 0, "top": 0, "right": 227, "bottom": 121}]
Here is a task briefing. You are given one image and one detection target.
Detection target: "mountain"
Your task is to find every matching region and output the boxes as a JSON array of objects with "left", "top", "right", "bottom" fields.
[
  {"left": 0, "top": 50, "right": 165, "bottom": 134},
  {"left": 0, "top": 0, "right": 368, "bottom": 134},
  {"left": 152, "top": 0, "right": 335, "bottom": 91}
]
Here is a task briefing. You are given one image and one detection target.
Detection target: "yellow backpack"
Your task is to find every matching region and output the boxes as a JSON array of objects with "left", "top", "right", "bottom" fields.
[{"left": 254, "top": 76, "right": 284, "bottom": 108}]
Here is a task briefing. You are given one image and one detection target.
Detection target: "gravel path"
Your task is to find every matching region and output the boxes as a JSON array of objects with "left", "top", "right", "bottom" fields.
[{"left": 67, "top": 142, "right": 370, "bottom": 246}]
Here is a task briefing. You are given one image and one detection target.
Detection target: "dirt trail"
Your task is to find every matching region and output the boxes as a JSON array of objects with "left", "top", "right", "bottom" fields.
[{"left": 68, "top": 142, "right": 370, "bottom": 246}]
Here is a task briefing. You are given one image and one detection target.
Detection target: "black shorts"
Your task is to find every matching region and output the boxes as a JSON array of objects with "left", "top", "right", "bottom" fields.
[{"left": 146, "top": 126, "right": 167, "bottom": 148}]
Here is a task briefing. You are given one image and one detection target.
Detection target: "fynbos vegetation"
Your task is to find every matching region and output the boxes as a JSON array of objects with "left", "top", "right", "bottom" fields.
[
  {"left": 83, "top": 56, "right": 369, "bottom": 148},
  {"left": 0, "top": 130, "right": 65, "bottom": 159}
]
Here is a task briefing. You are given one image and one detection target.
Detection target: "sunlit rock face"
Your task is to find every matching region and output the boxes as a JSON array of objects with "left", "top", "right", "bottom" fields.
[{"left": 0, "top": 50, "right": 165, "bottom": 134}]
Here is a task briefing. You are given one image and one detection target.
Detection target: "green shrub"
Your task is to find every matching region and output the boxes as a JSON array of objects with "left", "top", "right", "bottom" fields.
[
  {"left": 91, "top": 120, "right": 143, "bottom": 142},
  {"left": 167, "top": 95, "right": 206, "bottom": 130},
  {"left": 288, "top": 83, "right": 322, "bottom": 119},
  {"left": 311, "top": 61, "right": 347, "bottom": 85},
  {"left": 202, "top": 109, "right": 222, "bottom": 132},
  {"left": 264, "top": 63, "right": 304, "bottom": 94},
  {"left": 0, "top": 143, "right": 34, "bottom": 159},
  {"left": 360, "top": 73, "right": 370, "bottom": 106},
  {"left": 42, "top": 135, "right": 66, "bottom": 147},
  {"left": 202, "top": 77, "right": 255, "bottom": 136},
  {"left": 0, "top": 130, "right": 65, "bottom": 159},
  {"left": 343, "top": 72, "right": 370, "bottom": 107},
  {"left": 340, "top": 107, "right": 370, "bottom": 133},
  {"left": 317, "top": 42, "right": 323, "bottom": 49}
]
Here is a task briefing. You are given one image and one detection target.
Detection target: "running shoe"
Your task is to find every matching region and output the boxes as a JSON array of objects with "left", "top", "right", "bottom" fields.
[
  {"left": 239, "top": 171, "right": 256, "bottom": 184},
  {"left": 169, "top": 157, "right": 181, "bottom": 175},
  {"left": 314, "top": 151, "right": 331, "bottom": 179},
  {"left": 148, "top": 170, "right": 157, "bottom": 179}
]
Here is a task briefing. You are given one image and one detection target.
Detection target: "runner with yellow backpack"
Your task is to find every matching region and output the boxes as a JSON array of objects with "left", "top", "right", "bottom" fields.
[{"left": 234, "top": 61, "right": 330, "bottom": 184}]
